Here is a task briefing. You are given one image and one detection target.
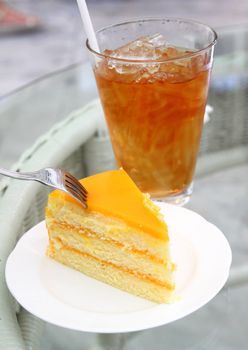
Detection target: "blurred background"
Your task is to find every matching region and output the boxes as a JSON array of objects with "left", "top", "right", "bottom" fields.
[
  {"left": 1, "top": 2, "right": 248, "bottom": 350},
  {"left": 1, "top": 0, "right": 248, "bottom": 97}
]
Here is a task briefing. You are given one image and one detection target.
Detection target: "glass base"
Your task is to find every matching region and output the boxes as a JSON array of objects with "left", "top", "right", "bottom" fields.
[{"left": 153, "top": 182, "right": 193, "bottom": 206}]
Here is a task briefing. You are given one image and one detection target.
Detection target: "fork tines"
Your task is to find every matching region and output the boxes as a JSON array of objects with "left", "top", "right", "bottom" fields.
[{"left": 64, "top": 172, "right": 88, "bottom": 208}]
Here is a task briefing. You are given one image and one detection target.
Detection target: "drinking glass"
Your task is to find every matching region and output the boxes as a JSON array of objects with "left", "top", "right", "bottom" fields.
[{"left": 87, "top": 18, "right": 217, "bottom": 205}]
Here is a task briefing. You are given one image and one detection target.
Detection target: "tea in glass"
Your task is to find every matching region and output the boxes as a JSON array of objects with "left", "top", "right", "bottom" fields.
[{"left": 87, "top": 19, "right": 217, "bottom": 205}]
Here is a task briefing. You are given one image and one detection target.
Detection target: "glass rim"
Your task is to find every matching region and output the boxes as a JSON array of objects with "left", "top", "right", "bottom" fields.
[{"left": 86, "top": 17, "right": 218, "bottom": 64}]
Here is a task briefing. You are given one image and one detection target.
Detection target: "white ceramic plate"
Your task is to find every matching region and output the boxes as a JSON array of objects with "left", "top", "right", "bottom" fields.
[{"left": 5, "top": 203, "right": 232, "bottom": 333}]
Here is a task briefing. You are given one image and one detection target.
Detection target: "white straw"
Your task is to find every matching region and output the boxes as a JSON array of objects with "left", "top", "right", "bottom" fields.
[{"left": 76, "top": 0, "right": 100, "bottom": 52}]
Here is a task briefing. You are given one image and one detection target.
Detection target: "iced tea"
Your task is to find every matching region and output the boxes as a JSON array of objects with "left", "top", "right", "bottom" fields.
[{"left": 94, "top": 34, "right": 211, "bottom": 198}]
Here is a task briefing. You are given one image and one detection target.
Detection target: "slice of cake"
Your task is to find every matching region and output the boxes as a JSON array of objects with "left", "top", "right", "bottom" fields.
[{"left": 45, "top": 169, "right": 175, "bottom": 303}]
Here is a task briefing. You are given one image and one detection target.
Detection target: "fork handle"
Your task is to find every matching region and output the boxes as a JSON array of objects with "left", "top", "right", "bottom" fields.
[{"left": 0, "top": 168, "right": 40, "bottom": 181}]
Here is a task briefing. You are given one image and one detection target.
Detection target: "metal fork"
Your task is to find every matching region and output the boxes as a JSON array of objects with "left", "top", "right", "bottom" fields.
[{"left": 0, "top": 167, "right": 88, "bottom": 208}]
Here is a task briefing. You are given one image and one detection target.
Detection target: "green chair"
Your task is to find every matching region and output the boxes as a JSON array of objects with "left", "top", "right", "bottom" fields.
[{"left": 0, "top": 100, "right": 115, "bottom": 349}]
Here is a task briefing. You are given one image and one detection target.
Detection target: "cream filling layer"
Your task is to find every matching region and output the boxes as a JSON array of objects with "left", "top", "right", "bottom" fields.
[
  {"left": 48, "top": 240, "right": 175, "bottom": 290},
  {"left": 47, "top": 220, "right": 175, "bottom": 284}
]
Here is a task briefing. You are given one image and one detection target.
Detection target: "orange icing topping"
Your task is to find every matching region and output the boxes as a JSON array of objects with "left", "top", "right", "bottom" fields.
[{"left": 49, "top": 169, "right": 168, "bottom": 240}]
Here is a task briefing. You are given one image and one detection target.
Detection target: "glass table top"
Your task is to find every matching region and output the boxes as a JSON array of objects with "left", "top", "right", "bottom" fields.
[{"left": 1, "top": 25, "right": 248, "bottom": 350}]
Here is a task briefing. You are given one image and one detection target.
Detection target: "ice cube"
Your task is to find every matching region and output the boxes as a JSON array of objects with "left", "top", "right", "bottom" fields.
[
  {"left": 103, "top": 36, "right": 157, "bottom": 77},
  {"left": 147, "top": 33, "right": 167, "bottom": 48},
  {"left": 108, "top": 60, "right": 141, "bottom": 75},
  {"left": 101, "top": 35, "right": 198, "bottom": 82},
  {"left": 106, "top": 36, "right": 163, "bottom": 60}
]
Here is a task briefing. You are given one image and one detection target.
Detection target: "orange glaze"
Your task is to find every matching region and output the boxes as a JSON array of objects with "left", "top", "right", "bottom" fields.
[
  {"left": 49, "top": 169, "right": 168, "bottom": 240},
  {"left": 51, "top": 239, "right": 175, "bottom": 290},
  {"left": 48, "top": 219, "right": 174, "bottom": 267}
]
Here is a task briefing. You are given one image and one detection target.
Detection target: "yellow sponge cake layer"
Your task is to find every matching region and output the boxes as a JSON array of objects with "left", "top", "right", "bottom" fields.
[
  {"left": 45, "top": 169, "right": 175, "bottom": 303},
  {"left": 46, "top": 200, "right": 168, "bottom": 261},
  {"left": 47, "top": 243, "right": 174, "bottom": 303},
  {"left": 46, "top": 217, "right": 175, "bottom": 285}
]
